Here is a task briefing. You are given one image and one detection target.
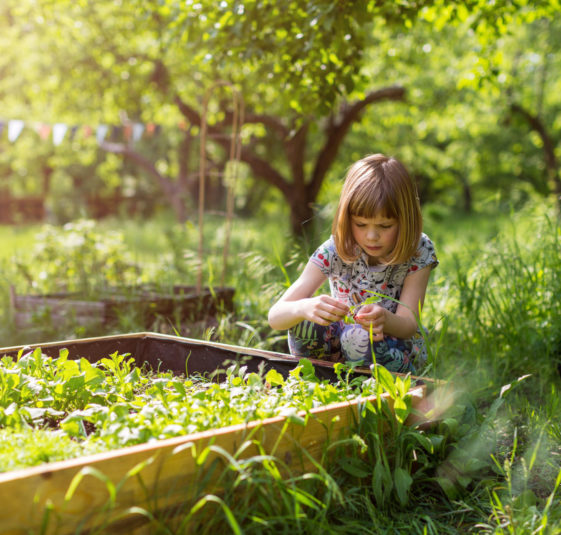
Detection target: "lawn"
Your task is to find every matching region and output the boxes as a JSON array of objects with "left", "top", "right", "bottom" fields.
[{"left": 0, "top": 198, "right": 560, "bottom": 533}]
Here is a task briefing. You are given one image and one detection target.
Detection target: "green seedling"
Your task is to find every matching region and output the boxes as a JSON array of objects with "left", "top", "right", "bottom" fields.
[
  {"left": 343, "top": 294, "right": 381, "bottom": 324},
  {"left": 0, "top": 348, "right": 421, "bottom": 472}
]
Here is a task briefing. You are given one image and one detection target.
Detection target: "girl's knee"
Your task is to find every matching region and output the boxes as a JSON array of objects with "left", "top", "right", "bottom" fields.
[
  {"left": 340, "top": 324, "right": 371, "bottom": 362},
  {"left": 340, "top": 325, "right": 415, "bottom": 373}
]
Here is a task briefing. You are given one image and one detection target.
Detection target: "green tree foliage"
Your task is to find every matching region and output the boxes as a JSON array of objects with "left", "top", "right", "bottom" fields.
[
  {"left": 1, "top": 0, "right": 560, "bottom": 231},
  {"left": 318, "top": 3, "right": 561, "bottom": 214}
]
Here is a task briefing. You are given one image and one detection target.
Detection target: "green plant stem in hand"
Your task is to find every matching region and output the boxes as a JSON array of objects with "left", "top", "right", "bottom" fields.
[{"left": 344, "top": 295, "right": 381, "bottom": 324}]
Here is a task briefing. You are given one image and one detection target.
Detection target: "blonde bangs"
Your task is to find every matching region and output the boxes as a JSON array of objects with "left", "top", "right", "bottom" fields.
[{"left": 348, "top": 176, "right": 398, "bottom": 220}]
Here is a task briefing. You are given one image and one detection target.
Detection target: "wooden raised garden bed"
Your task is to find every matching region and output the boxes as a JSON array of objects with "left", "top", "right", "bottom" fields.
[
  {"left": 9, "top": 285, "right": 235, "bottom": 331},
  {"left": 0, "top": 333, "right": 433, "bottom": 535}
]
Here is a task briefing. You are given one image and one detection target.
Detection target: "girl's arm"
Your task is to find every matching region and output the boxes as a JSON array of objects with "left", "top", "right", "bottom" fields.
[
  {"left": 268, "top": 261, "right": 350, "bottom": 330},
  {"left": 354, "top": 265, "right": 432, "bottom": 340}
]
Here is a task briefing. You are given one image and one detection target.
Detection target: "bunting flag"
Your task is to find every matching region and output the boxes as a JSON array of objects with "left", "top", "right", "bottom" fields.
[
  {"left": 52, "top": 123, "right": 68, "bottom": 146},
  {"left": 96, "top": 124, "right": 109, "bottom": 144},
  {"left": 8, "top": 120, "right": 25, "bottom": 142},
  {"left": 0, "top": 117, "right": 182, "bottom": 147},
  {"left": 132, "top": 122, "right": 144, "bottom": 142},
  {"left": 38, "top": 123, "right": 51, "bottom": 140},
  {"left": 69, "top": 125, "right": 79, "bottom": 141}
]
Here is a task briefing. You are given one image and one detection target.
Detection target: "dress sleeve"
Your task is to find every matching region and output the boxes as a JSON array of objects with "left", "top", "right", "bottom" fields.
[
  {"left": 407, "top": 234, "right": 439, "bottom": 274},
  {"left": 309, "top": 238, "right": 336, "bottom": 276}
]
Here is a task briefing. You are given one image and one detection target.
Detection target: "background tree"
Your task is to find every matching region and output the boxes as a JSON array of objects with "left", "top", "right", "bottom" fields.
[
  {"left": 316, "top": 3, "right": 561, "bottom": 216},
  {"left": 1, "top": 0, "right": 559, "bottom": 232}
]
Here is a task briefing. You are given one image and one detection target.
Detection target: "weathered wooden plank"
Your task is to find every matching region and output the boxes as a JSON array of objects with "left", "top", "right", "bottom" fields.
[
  {"left": 14, "top": 312, "right": 104, "bottom": 330},
  {"left": 13, "top": 296, "right": 106, "bottom": 313},
  {"left": 8, "top": 286, "right": 235, "bottom": 330},
  {"left": 0, "top": 332, "right": 437, "bottom": 385},
  {"left": 0, "top": 385, "right": 427, "bottom": 535}
]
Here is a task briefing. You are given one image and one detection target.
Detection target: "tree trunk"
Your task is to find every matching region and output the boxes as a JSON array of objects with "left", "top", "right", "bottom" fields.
[
  {"left": 41, "top": 165, "right": 53, "bottom": 197},
  {"left": 511, "top": 103, "right": 561, "bottom": 207},
  {"left": 453, "top": 171, "right": 472, "bottom": 213},
  {"left": 286, "top": 190, "right": 316, "bottom": 237}
]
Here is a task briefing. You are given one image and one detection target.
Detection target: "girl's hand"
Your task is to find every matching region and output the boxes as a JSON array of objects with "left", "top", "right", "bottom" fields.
[
  {"left": 354, "top": 304, "right": 387, "bottom": 341},
  {"left": 303, "top": 295, "right": 349, "bottom": 326}
]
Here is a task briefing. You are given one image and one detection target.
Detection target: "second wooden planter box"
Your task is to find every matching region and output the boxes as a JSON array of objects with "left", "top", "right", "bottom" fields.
[{"left": 9, "top": 285, "right": 235, "bottom": 332}]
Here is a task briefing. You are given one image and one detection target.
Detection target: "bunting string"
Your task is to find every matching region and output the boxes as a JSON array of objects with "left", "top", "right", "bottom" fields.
[{"left": 0, "top": 118, "right": 179, "bottom": 146}]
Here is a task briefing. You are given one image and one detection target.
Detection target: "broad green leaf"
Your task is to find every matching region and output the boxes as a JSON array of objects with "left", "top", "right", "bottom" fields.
[
  {"left": 338, "top": 456, "right": 371, "bottom": 478},
  {"left": 375, "top": 365, "right": 396, "bottom": 397},
  {"left": 393, "top": 396, "right": 409, "bottom": 424},
  {"left": 265, "top": 368, "right": 284, "bottom": 387},
  {"left": 393, "top": 467, "right": 413, "bottom": 506},
  {"left": 372, "top": 460, "right": 392, "bottom": 506},
  {"left": 298, "top": 358, "right": 317, "bottom": 382}
]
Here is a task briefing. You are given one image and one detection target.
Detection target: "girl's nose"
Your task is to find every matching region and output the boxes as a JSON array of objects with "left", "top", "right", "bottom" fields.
[{"left": 367, "top": 227, "right": 379, "bottom": 240}]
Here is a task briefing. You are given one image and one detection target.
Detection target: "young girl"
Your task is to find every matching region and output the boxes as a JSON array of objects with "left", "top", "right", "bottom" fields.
[{"left": 268, "top": 154, "right": 438, "bottom": 373}]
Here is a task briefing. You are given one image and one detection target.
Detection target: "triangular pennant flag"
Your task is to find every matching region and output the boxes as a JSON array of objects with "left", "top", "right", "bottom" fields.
[
  {"left": 0, "top": 120, "right": 5, "bottom": 136},
  {"left": 96, "top": 124, "right": 109, "bottom": 144},
  {"left": 39, "top": 123, "right": 51, "bottom": 140},
  {"left": 52, "top": 123, "right": 68, "bottom": 146},
  {"left": 8, "top": 120, "right": 24, "bottom": 142},
  {"left": 83, "top": 125, "right": 93, "bottom": 138},
  {"left": 123, "top": 124, "right": 132, "bottom": 141},
  {"left": 132, "top": 122, "right": 144, "bottom": 142},
  {"left": 145, "top": 122, "right": 156, "bottom": 136}
]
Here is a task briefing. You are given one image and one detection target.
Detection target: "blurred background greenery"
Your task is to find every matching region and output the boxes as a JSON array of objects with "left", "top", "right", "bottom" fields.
[{"left": 1, "top": 1, "right": 561, "bottom": 532}]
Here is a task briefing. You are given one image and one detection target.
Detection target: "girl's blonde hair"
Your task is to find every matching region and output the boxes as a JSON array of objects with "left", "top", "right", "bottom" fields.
[{"left": 332, "top": 154, "right": 422, "bottom": 265}]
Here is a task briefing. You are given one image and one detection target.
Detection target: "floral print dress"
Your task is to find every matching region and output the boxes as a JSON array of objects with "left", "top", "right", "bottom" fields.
[{"left": 288, "top": 233, "right": 438, "bottom": 373}]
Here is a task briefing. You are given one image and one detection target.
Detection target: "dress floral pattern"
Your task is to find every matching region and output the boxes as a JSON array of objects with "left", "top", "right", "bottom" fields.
[{"left": 288, "top": 233, "right": 438, "bottom": 372}]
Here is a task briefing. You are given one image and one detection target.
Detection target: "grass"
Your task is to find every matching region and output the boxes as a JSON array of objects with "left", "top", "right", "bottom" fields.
[
  {"left": 422, "top": 200, "right": 561, "bottom": 533},
  {"left": 0, "top": 197, "right": 560, "bottom": 532}
]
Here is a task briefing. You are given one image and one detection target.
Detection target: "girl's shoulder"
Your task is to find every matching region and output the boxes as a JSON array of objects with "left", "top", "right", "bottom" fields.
[
  {"left": 418, "top": 233, "right": 437, "bottom": 253},
  {"left": 409, "top": 233, "right": 438, "bottom": 272},
  {"left": 309, "top": 236, "right": 340, "bottom": 273}
]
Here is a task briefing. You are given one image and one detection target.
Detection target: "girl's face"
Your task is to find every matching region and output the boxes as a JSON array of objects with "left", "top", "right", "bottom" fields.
[{"left": 350, "top": 213, "right": 399, "bottom": 264}]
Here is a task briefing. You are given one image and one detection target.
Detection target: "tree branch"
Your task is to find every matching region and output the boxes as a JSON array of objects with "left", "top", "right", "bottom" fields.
[
  {"left": 175, "top": 94, "right": 292, "bottom": 196},
  {"left": 221, "top": 110, "right": 290, "bottom": 139},
  {"left": 284, "top": 124, "right": 309, "bottom": 190},
  {"left": 237, "top": 146, "right": 293, "bottom": 196},
  {"left": 308, "top": 85, "right": 406, "bottom": 199},
  {"left": 511, "top": 102, "right": 561, "bottom": 201},
  {"left": 510, "top": 103, "right": 557, "bottom": 174},
  {"left": 99, "top": 141, "right": 181, "bottom": 201}
]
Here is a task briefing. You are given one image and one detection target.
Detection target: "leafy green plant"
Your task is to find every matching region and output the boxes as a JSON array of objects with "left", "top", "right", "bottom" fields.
[
  {"left": 14, "top": 219, "right": 141, "bottom": 296},
  {"left": 0, "top": 345, "right": 432, "bottom": 471},
  {"left": 8, "top": 353, "right": 461, "bottom": 535}
]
